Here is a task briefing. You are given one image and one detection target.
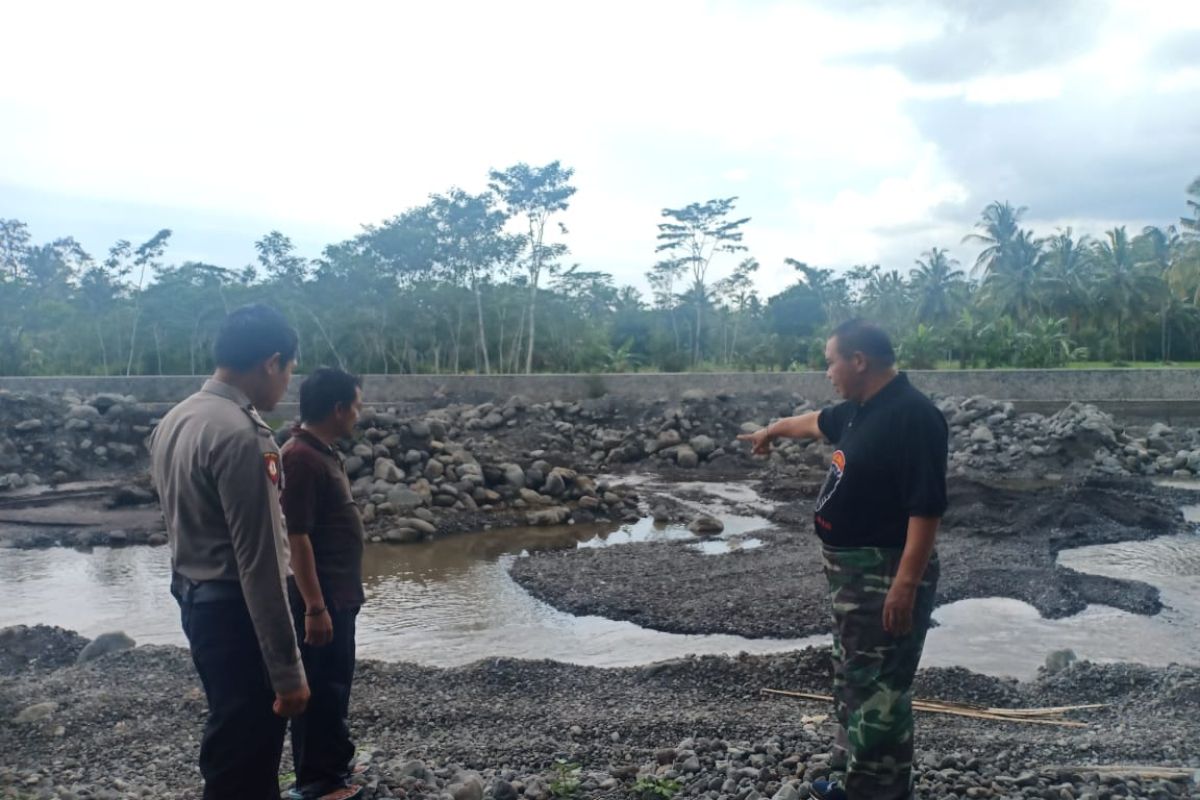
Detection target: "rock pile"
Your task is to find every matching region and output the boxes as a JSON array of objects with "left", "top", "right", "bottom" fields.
[
  {"left": 309, "top": 400, "right": 642, "bottom": 541},
  {"left": 0, "top": 390, "right": 155, "bottom": 489},
  {"left": 936, "top": 396, "right": 1200, "bottom": 478}
]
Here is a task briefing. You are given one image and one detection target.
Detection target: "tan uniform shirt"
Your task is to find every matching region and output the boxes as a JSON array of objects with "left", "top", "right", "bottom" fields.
[{"left": 148, "top": 379, "right": 304, "bottom": 693}]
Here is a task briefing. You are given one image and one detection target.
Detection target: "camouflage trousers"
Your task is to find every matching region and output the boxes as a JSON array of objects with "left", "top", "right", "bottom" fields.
[{"left": 822, "top": 545, "right": 940, "bottom": 800}]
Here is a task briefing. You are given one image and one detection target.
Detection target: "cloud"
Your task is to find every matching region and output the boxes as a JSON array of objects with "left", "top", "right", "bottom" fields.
[
  {"left": 1, "top": 0, "right": 1198, "bottom": 299},
  {"left": 838, "top": 0, "right": 1099, "bottom": 83}
]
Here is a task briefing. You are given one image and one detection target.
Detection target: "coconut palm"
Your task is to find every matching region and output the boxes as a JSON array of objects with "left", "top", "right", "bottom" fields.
[
  {"left": 964, "top": 201, "right": 1027, "bottom": 278},
  {"left": 1094, "top": 226, "right": 1164, "bottom": 362},
  {"left": 977, "top": 229, "right": 1045, "bottom": 321},
  {"left": 1182, "top": 175, "right": 1200, "bottom": 238},
  {"left": 1039, "top": 228, "right": 1094, "bottom": 336},
  {"left": 909, "top": 247, "right": 967, "bottom": 325}
]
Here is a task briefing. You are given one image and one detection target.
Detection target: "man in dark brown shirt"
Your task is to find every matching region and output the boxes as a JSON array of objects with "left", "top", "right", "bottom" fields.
[{"left": 280, "top": 367, "right": 366, "bottom": 800}]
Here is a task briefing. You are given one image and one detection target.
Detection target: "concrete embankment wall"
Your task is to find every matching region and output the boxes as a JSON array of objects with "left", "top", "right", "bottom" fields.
[{"left": 2, "top": 370, "right": 1200, "bottom": 422}]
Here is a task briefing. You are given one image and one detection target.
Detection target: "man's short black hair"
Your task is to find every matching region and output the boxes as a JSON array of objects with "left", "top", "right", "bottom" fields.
[
  {"left": 213, "top": 304, "right": 299, "bottom": 371},
  {"left": 830, "top": 319, "right": 896, "bottom": 368},
  {"left": 299, "top": 368, "right": 362, "bottom": 423}
]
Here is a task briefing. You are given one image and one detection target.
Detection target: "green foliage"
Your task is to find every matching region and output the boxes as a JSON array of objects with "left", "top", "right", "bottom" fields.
[
  {"left": 899, "top": 324, "right": 943, "bottom": 370},
  {"left": 633, "top": 775, "right": 683, "bottom": 800},
  {"left": 4, "top": 176, "right": 1200, "bottom": 375},
  {"left": 549, "top": 760, "right": 581, "bottom": 800}
]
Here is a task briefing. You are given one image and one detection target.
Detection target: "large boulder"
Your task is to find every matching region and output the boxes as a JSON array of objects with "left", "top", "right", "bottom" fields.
[
  {"left": 76, "top": 631, "right": 136, "bottom": 664},
  {"left": 675, "top": 445, "right": 699, "bottom": 469}
]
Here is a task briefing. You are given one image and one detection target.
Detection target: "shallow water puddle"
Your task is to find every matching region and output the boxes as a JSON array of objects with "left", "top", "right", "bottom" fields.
[
  {"left": 0, "top": 505, "right": 803, "bottom": 667},
  {"left": 0, "top": 480, "right": 1197, "bottom": 677},
  {"left": 689, "top": 537, "right": 765, "bottom": 555}
]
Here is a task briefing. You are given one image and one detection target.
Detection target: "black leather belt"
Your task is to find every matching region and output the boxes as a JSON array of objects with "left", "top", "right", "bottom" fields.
[{"left": 171, "top": 572, "right": 244, "bottom": 604}]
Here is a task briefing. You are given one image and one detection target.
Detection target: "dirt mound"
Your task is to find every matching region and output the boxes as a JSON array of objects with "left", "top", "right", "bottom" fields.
[{"left": 0, "top": 624, "right": 89, "bottom": 675}]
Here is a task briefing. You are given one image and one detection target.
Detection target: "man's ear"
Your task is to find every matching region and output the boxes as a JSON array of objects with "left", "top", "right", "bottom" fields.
[{"left": 264, "top": 352, "right": 283, "bottom": 375}]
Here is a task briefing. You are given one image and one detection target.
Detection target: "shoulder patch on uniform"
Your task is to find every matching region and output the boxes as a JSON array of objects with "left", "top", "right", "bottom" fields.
[{"left": 264, "top": 452, "right": 281, "bottom": 486}]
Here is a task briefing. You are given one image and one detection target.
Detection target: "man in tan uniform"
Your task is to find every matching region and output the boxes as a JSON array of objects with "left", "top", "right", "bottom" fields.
[{"left": 149, "top": 304, "right": 310, "bottom": 800}]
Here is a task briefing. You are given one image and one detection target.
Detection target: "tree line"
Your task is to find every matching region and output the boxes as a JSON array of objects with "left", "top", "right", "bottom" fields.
[{"left": 2, "top": 166, "right": 1199, "bottom": 376}]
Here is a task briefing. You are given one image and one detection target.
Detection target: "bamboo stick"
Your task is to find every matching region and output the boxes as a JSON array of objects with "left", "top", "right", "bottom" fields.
[{"left": 761, "top": 689, "right": 1095, "bottom": 727}]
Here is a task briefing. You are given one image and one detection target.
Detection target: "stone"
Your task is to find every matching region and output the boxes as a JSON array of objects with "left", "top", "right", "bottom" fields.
[
  {"left": 394, "top": 517, "right": 437, "bottom": 536},
  {"left": 106, "top": 529, "right": 128, "bottom": 545},
  {"left": 342, "top": 456, "right": 365, "bottom": 476},
  {"left": 76, "top": 632, "right": 136, "bottom": 664},
  {"left": 1045, "top": 649, "right": 1078, "bottom": 674},
  {"left": 398, "top": 759, "right": 433, "bottom": 781},
  {"left": 374, "top": 458, "right": 405, "bottom": 482},
  {"left": 67, "top": 404, "right": 102, "bottom": 421},
  {"left": 500, "top": 463, "right": 526, "bottom": 490},
  {"left": 148, "top": 533, "right": 168, "bottom": 546},
  {"left": 526, "top": 506, "right": 571, "bottom": 526},
  {"left": 408, "top": 419, "right": 432, "bottom": 439},
  {"left": 14, "top": 702, "right": 57, "bottom": 724},
  {"left": 450, "top": 777, "right": 484, "bottom": 800},
  {"left": 689, "top": 434, "right": 717, "bottom": 456},
  {"left": 656, "top": 429, "right": 682, "bottom": 449},
  {"left": 970, "top": 425, "right": 995, "bottom": 444},
  {"left": 675, "top": 445, "right": 699, "bottom": 469},
  {"left": 384, "top": 527, "right": 422, "bottom": 544},
  {"left": 772, "top": 785, "right": 800, "bottom": 800},
  {"left": 492, "top": 780, "right": 518, "bottom": 800},
  {"left": 578, "top": 495, "right": 601, "bottom": 510},
  {"left": 14, "top": 419, "right": 43, "bottom": 433},
  {"left": 519, "top": 488, "right": 552, "bottom": 505},
  {"left": 523, "top": 777, "right": 550, "bottom": 800},
  {"left": 542, "top": 471, "right": 566, "bottom": 496},
  {"left": 688, "top": 514, "right": 724, "bottom": 534},
  {"left": 424, "top": 460, "right": 445, "bottom": 480},
  {"left": 387, "top": 487, "right": 424, "bottom": 510},
  {"left": 651, "top": 505, "right": 671, "bottom": 523}
]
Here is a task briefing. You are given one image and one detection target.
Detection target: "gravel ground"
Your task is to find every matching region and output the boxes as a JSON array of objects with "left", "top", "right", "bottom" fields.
[
  {"left": 508, "top": 477, "right": 1183, "bottom": 639},
  {"left": 0, "top": 627, "right": 1194, "bottom": 800}
]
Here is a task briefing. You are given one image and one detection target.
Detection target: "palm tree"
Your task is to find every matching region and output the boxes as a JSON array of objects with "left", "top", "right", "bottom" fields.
[
  {"left": 909, "top": 247, "right": 967, "bottom": 325},
  {"left": 1181, "top": 175, "right": 1200, "bottom": 238},
  {"left": 977, "top": 229, "right": 1045, "bottom": 321},
  {"left": 1040, "top": 228, "right": 1094, "bottom": 337},
  {"left": 857, "top": 266, "right": 909, "bottom": 331},
  {"left": 1094, "top": 226, "right": 1162, "bottom": 362},
  {"left": 787, "top": 260, "right": 852, "bottom": 327},
  {"left": 964, "top": 201, "right": 1027, "bottom": 278},
  {"left": 1136, "top": 225, "right": 1184, "bottom": 361}
]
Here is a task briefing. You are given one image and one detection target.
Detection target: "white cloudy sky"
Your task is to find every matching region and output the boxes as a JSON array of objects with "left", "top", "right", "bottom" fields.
[{"left": 2, "top": 0, "right": 1198, "bottom": 295}]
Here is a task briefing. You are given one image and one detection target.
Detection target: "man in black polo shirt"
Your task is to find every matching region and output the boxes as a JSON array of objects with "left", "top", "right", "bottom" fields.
[
  {"left": 739, "top": 320, "right": 947, "bottom": 800},
  {"left": 280, "top": 368, "right": 367, "bottom": 800}
]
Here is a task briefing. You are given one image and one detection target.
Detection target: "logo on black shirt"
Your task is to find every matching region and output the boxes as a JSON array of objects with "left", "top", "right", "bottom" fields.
[{"left": 814, "top": 449, "right": 845, "bottom": 513}]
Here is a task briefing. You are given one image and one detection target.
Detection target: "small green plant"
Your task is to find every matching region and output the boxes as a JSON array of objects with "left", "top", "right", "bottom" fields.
[
  {"left": 549, "top": 759, "right": 582, "bottom": 800},
  {"left": 634, "top": 775, "right": 683, "bottom": 800}
]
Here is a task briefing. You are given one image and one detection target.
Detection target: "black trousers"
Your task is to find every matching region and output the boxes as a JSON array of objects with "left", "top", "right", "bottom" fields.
[
  {"left": 289, "top": 594, "right": 359, "bottom": 794},
  {"left": 177, "top": 592, "right": 288, "bottom": 800}
]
